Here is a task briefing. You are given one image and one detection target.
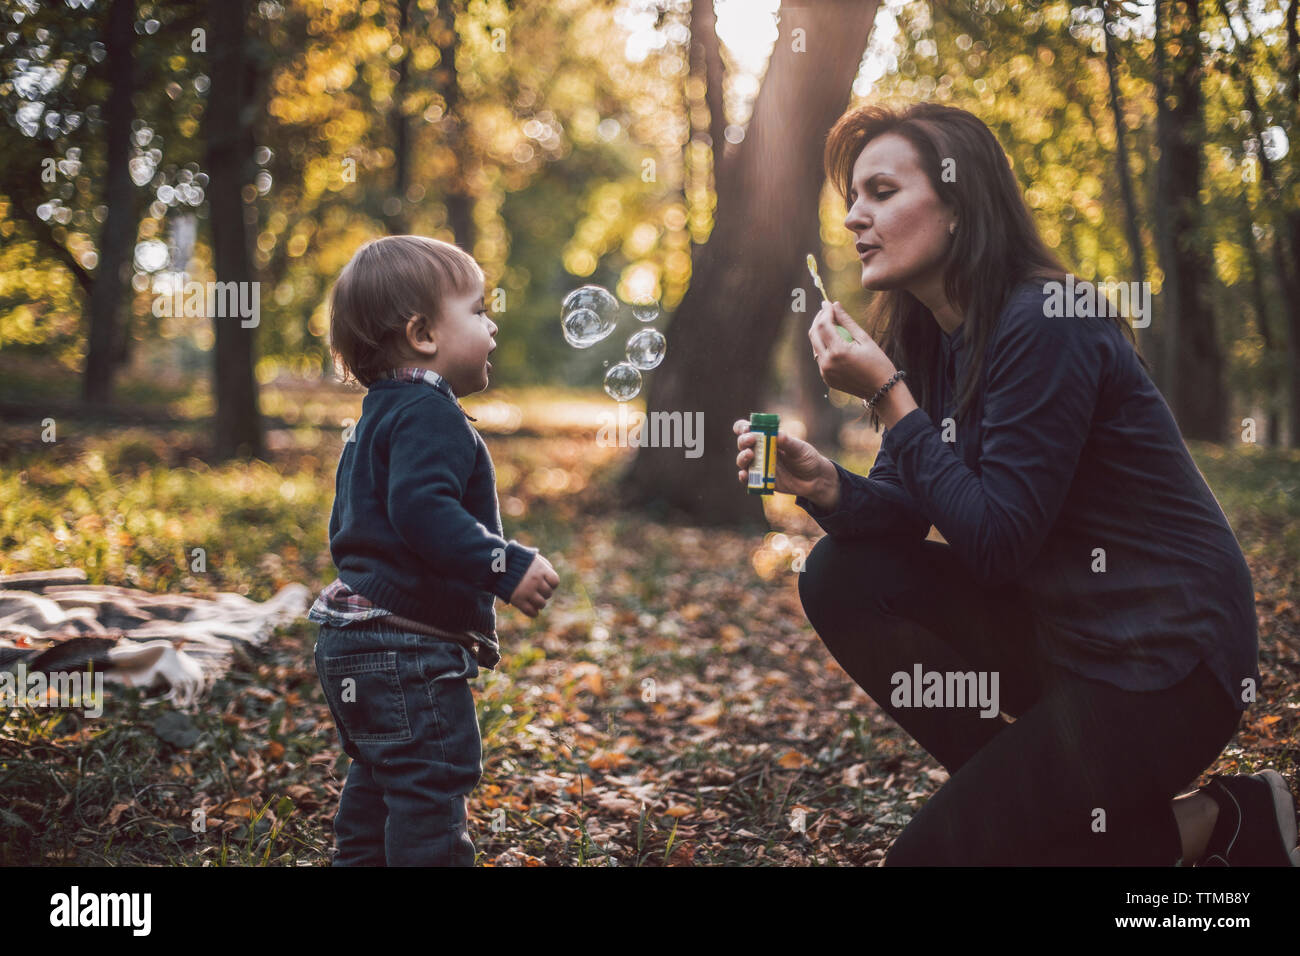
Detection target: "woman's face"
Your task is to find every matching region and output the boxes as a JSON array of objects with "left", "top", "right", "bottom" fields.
[{"left": 843, "top": 132, "right": 955, "bottom": 295}]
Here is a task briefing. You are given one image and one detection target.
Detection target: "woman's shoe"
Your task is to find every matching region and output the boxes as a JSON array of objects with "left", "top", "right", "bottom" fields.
[{"left": 1195, "top": 770, "right": 1300, "bottom": 866}]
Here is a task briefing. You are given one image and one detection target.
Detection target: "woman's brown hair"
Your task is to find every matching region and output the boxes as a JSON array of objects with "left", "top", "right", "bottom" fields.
[
  {"left": 328, "top": 235, "right": 483, "bottom": 386},
  {"left": 824, "top": 102, "right": 1145, "bottom": 428}
]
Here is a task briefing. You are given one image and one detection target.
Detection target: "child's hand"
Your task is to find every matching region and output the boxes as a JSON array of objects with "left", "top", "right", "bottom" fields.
[{"left": 508, "top": 553, "right": 559, "bottom": 617}]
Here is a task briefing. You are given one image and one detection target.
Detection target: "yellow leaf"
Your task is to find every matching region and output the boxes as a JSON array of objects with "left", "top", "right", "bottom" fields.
[
  {"left": 686, "top": 702, "right": 723, "bottom": 727},
  {"left": 220, "top": 799, "right": 253, "bottom": 819},
  {"left": 588, "top": 750, "right": 633, "bottom": 771},
  {"left": 564, "top": 774, "right": 594, "bottom": 797},
  {"left": 777, "top": 750, "right": 810, "bottom": 769}
]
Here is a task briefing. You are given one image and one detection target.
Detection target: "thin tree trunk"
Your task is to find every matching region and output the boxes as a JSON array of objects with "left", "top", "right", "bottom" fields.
[
  {"left": 208, "top": 0, "right": 263, "bottom": 458},
  {"left": 386, "top": 0, "right": 413, "bottom": 235},
  {"left": 1101, "top": 1, "right": 1147, "bottom": 352},
  {"left": 436, "top": 1, "right": 473, "bottom": 250},
  {"left": 82, "top": 0, "right": 134, "bottom": 405},
  {"left": 1151, "top": 1, "right": 1178, "bottom": 399},
  {"left": 1240, "top": 212, "right": 1280, "bottom": 444},
  {"left": 1284, "top": 0, "right": 1300, "bottom": 445},
  {"left": 622, "top": 0, "right": 880, "bottom": 523}
]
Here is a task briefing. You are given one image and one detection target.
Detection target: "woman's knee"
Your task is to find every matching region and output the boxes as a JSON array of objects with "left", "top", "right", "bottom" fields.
[{"left": 797, "top": 534, "right": 914, "bottom": 628}]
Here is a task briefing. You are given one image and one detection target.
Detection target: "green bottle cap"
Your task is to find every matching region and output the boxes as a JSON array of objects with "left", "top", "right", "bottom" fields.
[{"left": 750, "top": 413, "right": 780, "bottom": 428}]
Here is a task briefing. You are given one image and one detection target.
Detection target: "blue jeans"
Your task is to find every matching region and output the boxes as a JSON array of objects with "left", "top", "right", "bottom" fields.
[{"left": 313, "top": 620, "right": 483, "bottom": 866}]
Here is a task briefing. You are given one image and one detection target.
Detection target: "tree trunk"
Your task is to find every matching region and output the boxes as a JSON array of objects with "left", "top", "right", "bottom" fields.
[
  {"left": 1149, "top": 9, "right": 1174, "bottom": 397},
  {"left": 1153, "top": 0, "right": 1223, "bottom": 441},
  {"left": 1239, "top": 212, "right": 1280, "bottom": 445},
  {"left": 436, "top": 1, "right": 474, "bottom": 250},
  {"left": 82, "top": 0, "right": 134, "bottom": 406},
  {"left": 386, "top": 0, "right": 413, "bottom": 235},
  {"left": 1218, "top": 0, "right": 1300, "bottom": 446},
  {"left": 1100, "top": 1, "right": 1148, "bottom": 356},
  {"left": 621, "top": 0, "right": 880, "bottom": 523},
  {"left": 1284, "top": 0, "right": 1299, "bottom": 445},
  {"left": 688, "top": 0, "right": 728, "bottom": 190},
  {"left": 207, "top": 0, "right": 264, "bottom": 459}
]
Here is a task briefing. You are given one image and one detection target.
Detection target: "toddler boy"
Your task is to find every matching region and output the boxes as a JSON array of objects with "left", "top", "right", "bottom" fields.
[{"left": 309, "top": 235, "right": 558, "bottom": 866}]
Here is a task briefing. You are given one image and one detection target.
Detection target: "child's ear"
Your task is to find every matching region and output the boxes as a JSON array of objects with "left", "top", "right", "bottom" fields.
[{"left": 404, "top": 313, "right": 437, "bottom": 357}]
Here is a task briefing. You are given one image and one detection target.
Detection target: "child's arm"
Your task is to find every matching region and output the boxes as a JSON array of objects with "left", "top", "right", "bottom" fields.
[{"left": 384, "top": 395, "right": 537, "bottom": 602}]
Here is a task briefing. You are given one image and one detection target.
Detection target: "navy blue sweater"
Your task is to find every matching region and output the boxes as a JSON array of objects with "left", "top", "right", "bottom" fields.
[
  {"left": 327, "top": 375, "right": 537, "bottom": 635},
  {"left": 798, "top": 280, "right": 1261, "bottom": 713}
]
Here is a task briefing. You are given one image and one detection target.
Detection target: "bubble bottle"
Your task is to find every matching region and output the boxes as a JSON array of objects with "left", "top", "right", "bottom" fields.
[{"left": 747, "top": 413, "right": 779, "bottom": 495}]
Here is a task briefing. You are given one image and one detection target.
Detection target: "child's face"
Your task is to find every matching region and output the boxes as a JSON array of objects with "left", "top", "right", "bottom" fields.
[{"left": 433, "top": 282, "right": 498, "bottom": 395}]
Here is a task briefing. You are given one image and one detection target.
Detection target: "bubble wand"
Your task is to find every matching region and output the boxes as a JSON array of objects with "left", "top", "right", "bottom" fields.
[{"left": 806, "top": 253, "right": 854, "bottom": 342}]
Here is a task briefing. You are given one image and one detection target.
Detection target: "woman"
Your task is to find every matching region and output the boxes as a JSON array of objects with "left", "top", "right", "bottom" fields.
[{"left": 735, "top": 102, "right": 1297, "bottom": 866}]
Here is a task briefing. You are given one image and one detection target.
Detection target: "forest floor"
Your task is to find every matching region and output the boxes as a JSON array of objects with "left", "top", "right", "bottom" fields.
[{"left": 2, "top": 370, "right": 1298, "bottom": 865}]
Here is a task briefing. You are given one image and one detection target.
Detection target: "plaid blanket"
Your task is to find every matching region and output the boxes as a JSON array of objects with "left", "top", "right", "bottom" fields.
[{"left": 0, "top": 569, "right": 309, "bottom": 709}]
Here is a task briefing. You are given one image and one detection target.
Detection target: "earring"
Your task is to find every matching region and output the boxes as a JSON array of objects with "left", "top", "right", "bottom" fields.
[{"left": 949, "top": 222, "right": 956, "bottom": 235}]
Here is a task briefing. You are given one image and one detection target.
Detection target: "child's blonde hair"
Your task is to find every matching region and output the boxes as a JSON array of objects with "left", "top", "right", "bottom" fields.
[{"left": 328, "top": 235, "right": 484, "bottom": 386}]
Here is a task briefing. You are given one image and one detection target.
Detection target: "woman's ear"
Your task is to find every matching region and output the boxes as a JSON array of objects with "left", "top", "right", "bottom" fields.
[{"left": 404, "top": 313, "right": 438, "bottom": 357}]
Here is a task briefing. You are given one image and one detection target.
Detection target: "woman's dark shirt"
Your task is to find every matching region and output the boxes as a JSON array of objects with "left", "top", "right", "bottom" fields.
[{"left": 797, "top": 280, "right": 1260, "bottom": 713}]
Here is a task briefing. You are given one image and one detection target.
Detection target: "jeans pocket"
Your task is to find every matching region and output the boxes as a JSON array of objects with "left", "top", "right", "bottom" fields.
[
  {"left": 420, "top": 639, "right": 479, "bottom": 684},
  {"left": 418, "top": 642, "right": 483, "bottom": 786},
  {"left": 320, "top": 650, "right": 413, "bottom": 743}
]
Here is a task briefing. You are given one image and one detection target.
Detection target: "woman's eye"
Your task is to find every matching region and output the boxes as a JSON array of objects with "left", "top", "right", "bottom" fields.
[{"left": 875, "top": 189, "right": 896, "bottom": 200}]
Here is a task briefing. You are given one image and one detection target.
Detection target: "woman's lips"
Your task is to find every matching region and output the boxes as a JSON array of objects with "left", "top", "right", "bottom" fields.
[{"left": 860, "top": 247, "right": 880, "bottom": 261}]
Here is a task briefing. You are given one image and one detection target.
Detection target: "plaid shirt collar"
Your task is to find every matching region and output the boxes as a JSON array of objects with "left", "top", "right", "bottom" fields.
[
  {"left": 381, "top": 367, "right": 476, "bottom": 421},
  {"left": 383, "top": 367, "right": 456, "bottom": 400}
]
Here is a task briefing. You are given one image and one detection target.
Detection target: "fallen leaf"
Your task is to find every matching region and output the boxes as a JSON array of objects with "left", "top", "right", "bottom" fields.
[
  {"left": 218, "top": 799, "right": 253, "bottom": 819},
  {"left": 588, "top": 750, "right": 633, "bottom": 771},
  {"left": 686, "top": 702, "right": 723, "bottom": 728}
]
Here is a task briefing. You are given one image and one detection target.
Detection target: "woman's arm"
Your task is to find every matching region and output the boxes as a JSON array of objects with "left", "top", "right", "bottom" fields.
[
  {"left": 880, "top": 295, "right": 1102, "bottom": 586},
  {"left": 796, "top": 436, "right": 933, "bottom": 540}
]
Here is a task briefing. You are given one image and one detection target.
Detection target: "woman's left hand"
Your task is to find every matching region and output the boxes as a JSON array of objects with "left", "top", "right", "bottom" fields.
[{"left": 809, "top": 301, "right": 896, "bottom": 399}]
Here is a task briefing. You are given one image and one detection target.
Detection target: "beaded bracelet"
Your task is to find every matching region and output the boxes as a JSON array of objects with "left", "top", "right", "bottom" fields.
[{"left": 863, "top": 369, "right": 907, "bottom": 412}]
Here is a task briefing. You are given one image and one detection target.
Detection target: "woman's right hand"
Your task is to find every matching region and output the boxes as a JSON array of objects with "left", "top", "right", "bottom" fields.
[{"left": 733, "top": 419, "right": 841, "bottom": 511}]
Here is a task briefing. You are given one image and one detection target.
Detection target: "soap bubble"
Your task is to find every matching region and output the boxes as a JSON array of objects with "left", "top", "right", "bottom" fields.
[
  {"left": 631, "top": 299, "right": 660, "bottom": 322},
  {"left": 561, "top": 285, "right": 618, "bottom": 348},
  {"left": 625, "top": 328, "right": 666, "bottom": 370},
  {"left": 603, "top": 362, "right": 642, "bottom": 401},
  {"left": 562, "top": 308, "right": 611, "bottom": 348}
]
